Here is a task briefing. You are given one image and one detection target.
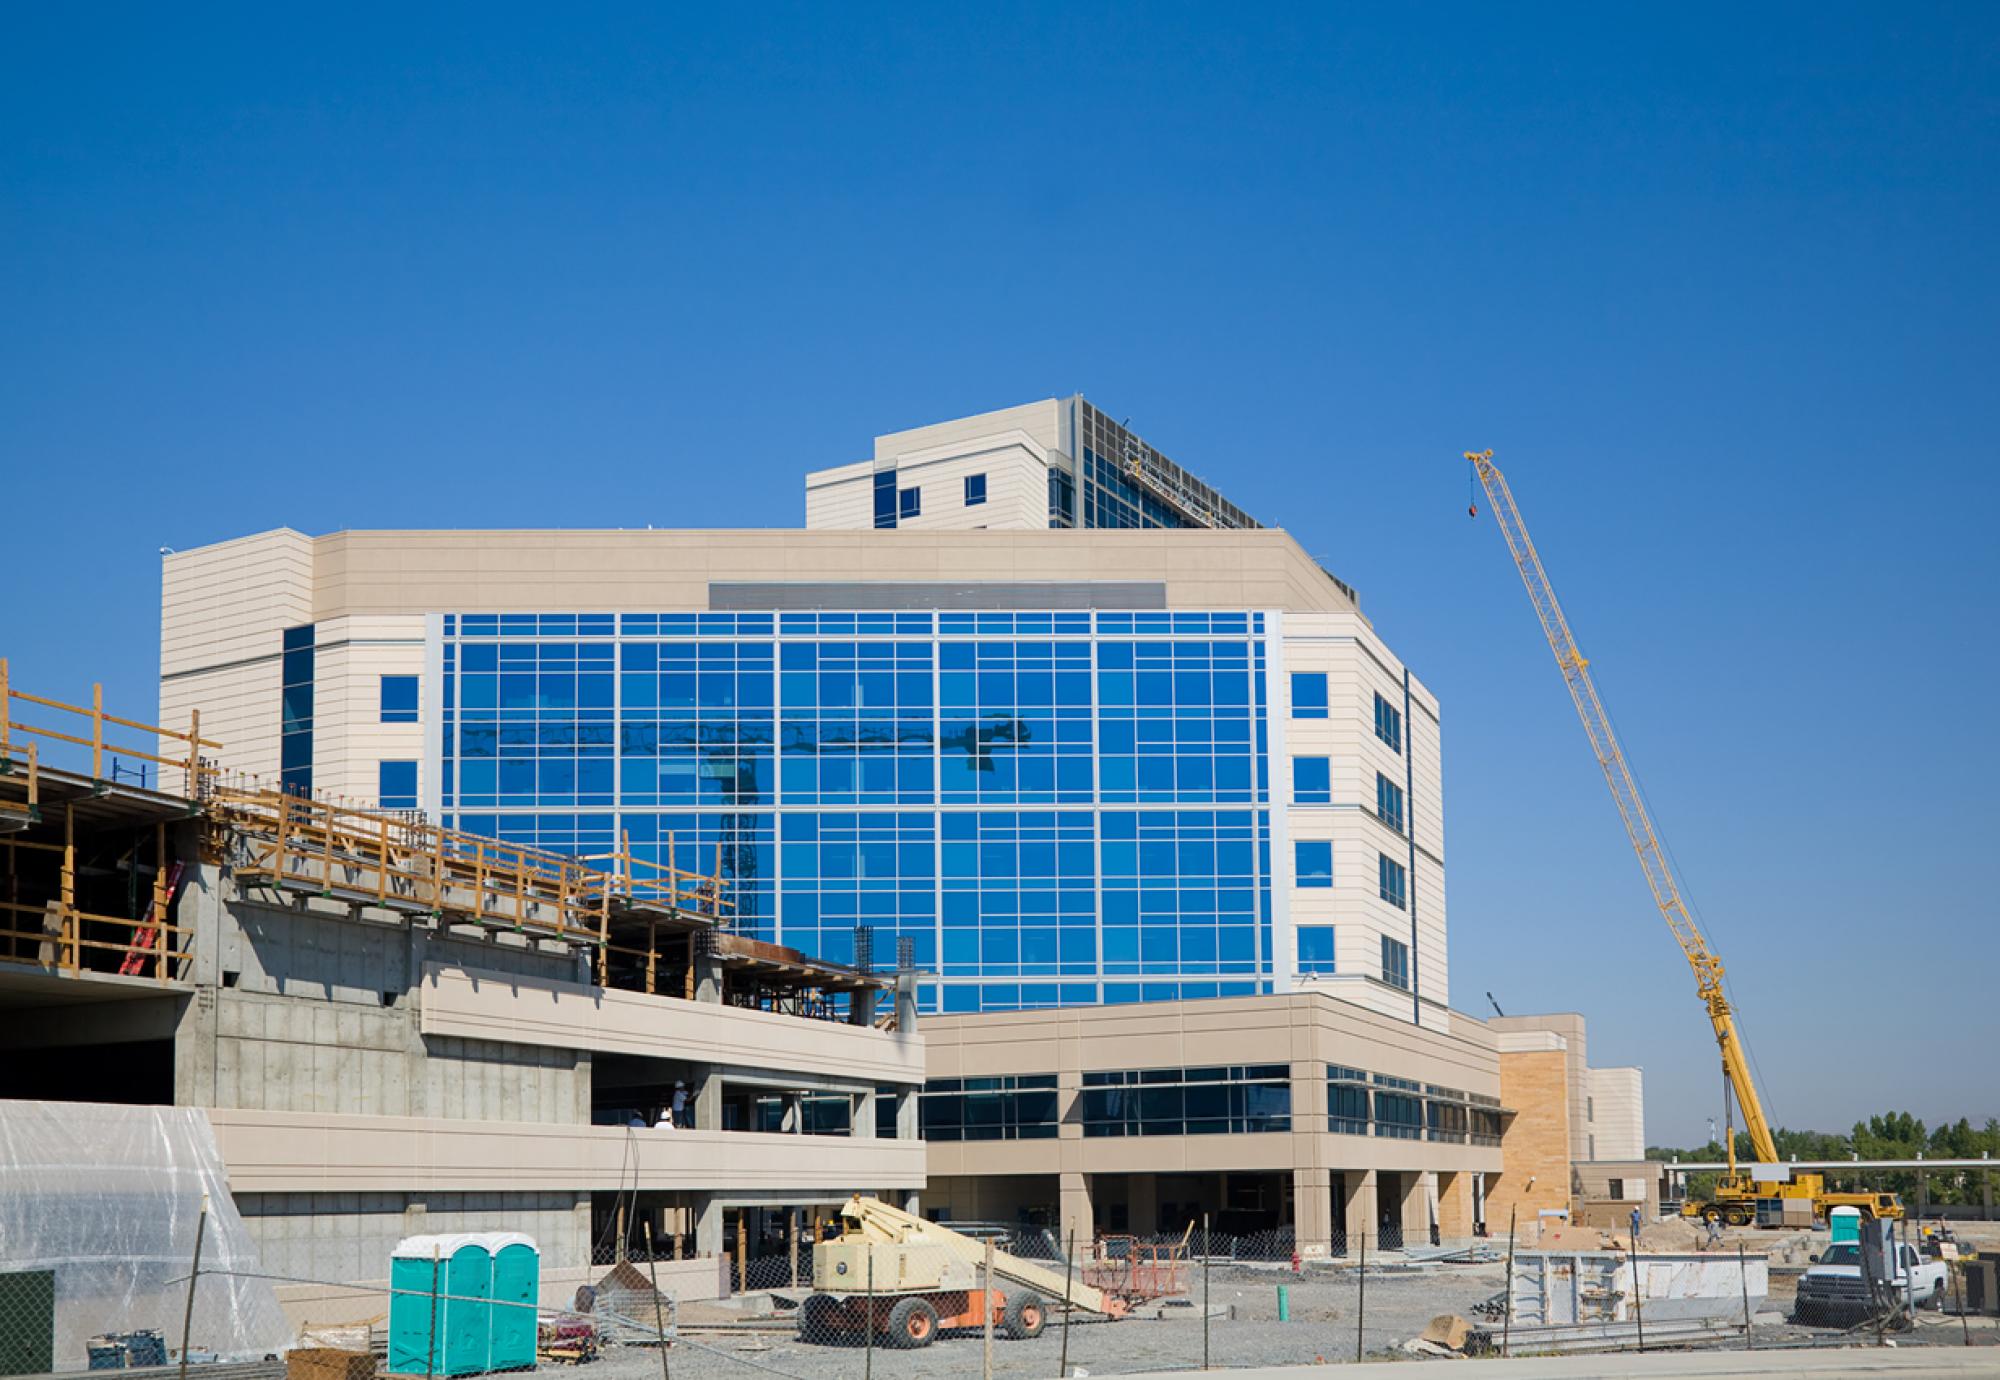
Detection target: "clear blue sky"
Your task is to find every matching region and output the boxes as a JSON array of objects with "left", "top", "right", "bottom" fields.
[{"left": 4, "top": 5, "right": 1994, "bottom": 1146}]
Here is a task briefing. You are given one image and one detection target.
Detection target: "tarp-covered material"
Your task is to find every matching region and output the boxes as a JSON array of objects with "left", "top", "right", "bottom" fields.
[{"left": 0, "top": 1101, "right": 293, "bottom": 1369}]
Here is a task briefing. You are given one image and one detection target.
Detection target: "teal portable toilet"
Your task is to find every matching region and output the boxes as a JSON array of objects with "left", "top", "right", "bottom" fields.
[
  {"left": 484, "top": 1234, "right": 540, "bottom": 1371},
  {"left": 389, "top": 1234, "right": 494, "bottom": 1376},
  {"left": 1829, "top": 1206, "right": 1861, "bottom": 1246}
]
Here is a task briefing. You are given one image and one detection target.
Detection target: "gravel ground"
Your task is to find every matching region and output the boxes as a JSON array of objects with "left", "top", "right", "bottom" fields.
[{"left": 560, "top": 1250, "right": 1998, "bottom": 1380}]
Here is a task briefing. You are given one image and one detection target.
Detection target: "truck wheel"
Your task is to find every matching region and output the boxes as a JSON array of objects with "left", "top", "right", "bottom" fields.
[
  {"left": 1002, "top": 1290, "right": 1047, "bottom": 1340},
  {"left": 799, "top": 1294, "right": 842, "bottom": 1343},
  {"left": 1700, "top": 1207, "right": 1722, "bottom": 1226},
  {"left": 885, "top": 1296, "right": 938, "bottom": 1349}
]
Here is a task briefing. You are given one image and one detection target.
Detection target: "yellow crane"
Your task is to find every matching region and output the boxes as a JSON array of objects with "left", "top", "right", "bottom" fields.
[{"left": 1466, "top": 450, "right": 1900, "bottom": 1226}]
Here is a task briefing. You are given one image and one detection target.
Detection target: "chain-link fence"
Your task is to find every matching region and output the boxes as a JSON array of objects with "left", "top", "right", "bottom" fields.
[{"left": 5, "top": 1227, "right": 1995, "bottom": 1378}]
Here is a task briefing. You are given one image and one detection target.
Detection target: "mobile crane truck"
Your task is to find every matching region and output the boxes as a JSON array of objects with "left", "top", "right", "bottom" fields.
[
  {"left": 1468, "top": 450, "right": 1903, "bottom": 1228},
  {"left": 802, "top": 1195, "right": 1128, "bottom": 1348}
]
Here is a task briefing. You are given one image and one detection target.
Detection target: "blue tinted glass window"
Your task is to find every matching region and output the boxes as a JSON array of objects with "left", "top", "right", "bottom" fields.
[
  {"left": 378, "top": 760, "right": 418, "bottom": 810},
  {"left": 1295, "top": 840, "right": 1332, "bottom": 887},
  {"left": 1294, "top": 756, "right": 1330, "bottom": 804},
  {"left": 964, "top": 474, "right": 987, "bottom": 507},
  {"left": 1292, "top": 673, "right": 1327, "bottom": 718},
  {"left": 1298, "top": 926, "right": 1335, "bottom": 974},
  {"left": 1373, "top": 692, "right": 1403, "bottom": 752},
  {"left": 899, "top": 486, "right": 921, "bottom": 519},
  {"left": 380, "top": 675, "right": 419, "bottom": 723}
]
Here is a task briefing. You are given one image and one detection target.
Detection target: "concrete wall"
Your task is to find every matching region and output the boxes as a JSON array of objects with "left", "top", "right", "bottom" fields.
[
  {"left": 1588, "top": 1066, "right": 1646, "bottom": 1162},
  {"left": 807, "top": 404, "right": 1058, "bottom": 533},
  {"left": 158, "top": 529, "right": 314, "bottom": 791},
  {"left": 1278, "top": 611, "right": 1446, "bottom": 1026},
  {"left": 924, "top": 993, "right": 1503, "bottom": 1201},
  {"left": 237, "top": 1189, "right": 591, "bottom": 1285},
  {"left": 419, "top": 962, "right": 924, "bottom": 1088}
]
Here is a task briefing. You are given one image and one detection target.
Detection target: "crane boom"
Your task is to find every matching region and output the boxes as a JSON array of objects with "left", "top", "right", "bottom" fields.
[{"left": 1467, "top": 450, "right": 1778, "bottom": 1168}]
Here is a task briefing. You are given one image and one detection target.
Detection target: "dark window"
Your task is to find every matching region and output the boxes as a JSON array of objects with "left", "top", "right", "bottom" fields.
[
  {"left": 1292, "top": 673, "right": 1328, "bottom": 718},
  {"left": 1294, "top": 756, "right": 1331, "bottom": 804},
  {"left": 1373, "top": 692, "right": 1403, "bottom": 753},
  {"left": 1295, "top": 840, "right": 1332, "bottom": 888},
  {"left": 378, "top": 760, "right": 418, "bottom": 811},
  {"left": 1380, "top": 934, "right": 1410, "bottom": 990},
  {"left": 920, "top": 1074, "right": 1060, "bottom": 1142},
  {"left": 1328, "top": 1075, "right": 1370, "bottom": 1135},
  {"left": 1297, "top": 925, "right": 1334, "bottom": 974},
  {"left": 1375, "top": 773, "right": 1404, "bottom": 831},
  {"left": 964, "top": 474, "right": 987, "bottom": 507},
  {"left": 1048, "top": 467, "right": 1076, "bottom": 527},
  {"left": 380, "top": 674, "right": 419, "bottom": 723},
  {"left": 877, "top": 1087, "right": 900, "bottom": 1139},
  {"left": 1378, "top": 854, "right": 1407, "bottom": 909},
  {"left": 280, "top": 624, "right": 315, "bottom": 796},
  {"left": 873, "top": 470, "right": 899, "bottom": 529},
  {"left": 1080, "top": 1065, "right": 1290, "bottom": 1137},
  {"left": 899, "top": 487, "right": 921, "bottom": 519},
  {"left": 1374, "top": 1089, "right": 1423, "bottom": 1139}
]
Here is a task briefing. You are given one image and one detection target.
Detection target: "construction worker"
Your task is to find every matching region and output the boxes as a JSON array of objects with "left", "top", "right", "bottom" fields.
[{"left": 1630, "top": 1206, "right": 1642, "bottom": 1247}]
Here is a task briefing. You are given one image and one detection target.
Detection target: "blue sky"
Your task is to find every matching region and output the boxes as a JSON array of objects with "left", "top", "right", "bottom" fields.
[{"left": 4, "top": 5, "right": 1994, "bottom": 1144}]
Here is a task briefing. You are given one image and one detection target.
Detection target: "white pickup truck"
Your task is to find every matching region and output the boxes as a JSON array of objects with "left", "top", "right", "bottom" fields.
[{"left": 1792, "top": 1240, "right": 1948, "bottom": 1321}]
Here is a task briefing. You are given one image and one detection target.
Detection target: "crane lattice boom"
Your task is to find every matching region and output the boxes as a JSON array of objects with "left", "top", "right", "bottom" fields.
[{"left": 1467, "top": 450, "right": 1778, "bottom": 1168}]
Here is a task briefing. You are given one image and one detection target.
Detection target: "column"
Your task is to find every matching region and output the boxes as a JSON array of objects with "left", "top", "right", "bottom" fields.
[
  {"left": 1060, "top": 1172, "right": 1095, "bottom": 1245},
  {"left": 691, "top": 1068, "right": 721, "bottom": 1132},
  {"left": 1342, "top": 1170, "right": 1378, "bottom": 1252},
  {"left": 1292, "top": 1167, "right": 1334, "bottom": 1257},
  {"left": 1402, "top": 1170, "right": 1435, "bottom": 1246},
  {"left": 853, "top": 1087, "right": 878, "bottom": 1138},
  {"left": 693, "top": 1196, "right": 726, "bottom": 1258},
  {"left": 896, "top": 1085, "right": 919, "bottom": 1139},
  {"left": 1129, "top": 1174, "right": 1160, "bottom": 1237},
  {"left": 1437, "top": 1170, "right": 1474, "bottom": 1241}
]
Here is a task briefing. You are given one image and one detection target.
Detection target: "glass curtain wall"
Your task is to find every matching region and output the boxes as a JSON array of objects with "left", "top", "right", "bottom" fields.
[{"left": 437, "top": 609, "right": 1274, "bottom": 1013}]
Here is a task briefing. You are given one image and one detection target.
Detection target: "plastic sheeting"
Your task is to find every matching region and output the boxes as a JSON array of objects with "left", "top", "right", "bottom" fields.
[{"left": 0, "top": 1101, "right": 293, "bottom": 1370}]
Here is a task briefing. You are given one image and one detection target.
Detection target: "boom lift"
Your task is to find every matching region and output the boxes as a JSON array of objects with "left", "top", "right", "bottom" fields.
[
  {"left": 803, "top": 1196, "right": 1127, "bottom": 1348},
  {"left": 1466, "top": 450, "right": 1901, "bottom": 1227}
]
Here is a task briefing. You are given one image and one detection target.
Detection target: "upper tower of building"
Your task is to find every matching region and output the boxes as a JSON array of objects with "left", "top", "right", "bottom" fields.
[{"left": 806, "top": 396, "right": 1264, "bottom": 535}]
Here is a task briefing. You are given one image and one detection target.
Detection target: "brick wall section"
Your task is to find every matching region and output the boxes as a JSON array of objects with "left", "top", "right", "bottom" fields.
[{"left": 1490, "top": 1049, "right": 1573, "bottom": 1230}]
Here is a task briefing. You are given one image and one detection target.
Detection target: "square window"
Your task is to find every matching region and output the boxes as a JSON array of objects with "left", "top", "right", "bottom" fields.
[
  {"left": 378, "top": 760, "right": 418, "bottom": 811},
  {"left": 1294, "top": 756, "right": 1330, "bottom": 804},
  {"left": 964, "top": 473, "right": 987, "bottom": 506},
  {"left": 1294, "top": 839, "right": 1332, "bottom": 888},
  {"left": 380, "top": 674, "right": 419, "bottom": 723},
  {"left": 899, "top": 486, "right": 922, "bottom": 519},
  {"left": 1298, "top": 926, "right": 1335, "bottom": 974},
  {"left": 1292, "top": 672, "right": 1328, "bottom": 718}
]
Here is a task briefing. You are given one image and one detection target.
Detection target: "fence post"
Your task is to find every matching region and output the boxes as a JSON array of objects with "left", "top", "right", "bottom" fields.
[
  {"left": 1356, "top": 1223, "right": 1367, "bottom": 1363},
  {"left": 154, "top": 822, "right": 169, "bottom": 983},
  {"left": 1501, "top": 1205, "right": 1515, "bottom": 1358},
  {"left": 63, "top": 803, "right": 78, "bottom": 974},
  {"left": 1629, "top": 1228, "right": 1646, "bottom": 1352},
  {"left": 982, "top": 1236, "right": 995, "bottom": 1380},
  {"left": 1955, "top": 1256, "right": 1970, "bottom": 1346},
  {"left": 1059, "top": 1226, "right": 1075, "bottom": 1380},
  {"left": 91, "top": 682, "right": 104, "bottom": 780},
  {"left": 863, "top": 1252, "right": 873, "bottom": 1380},
  {"left": 643, "top": 1222, "right": 672, "bottom": 1380},
  {"left": 1738, "top": 1243, "right": 1753, "bottom": 1347},
  {"left": 1202, "top": 1213, "right": 1212, "bottom": 1371},
  {"left": 177, "top": 1194, "right": 208, "bottom": 1380}
]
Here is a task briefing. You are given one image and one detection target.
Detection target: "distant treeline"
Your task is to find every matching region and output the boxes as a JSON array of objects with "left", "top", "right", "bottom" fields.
[{"left": 1647, "top": 1113, "right": 1999, "bottom": 1205}]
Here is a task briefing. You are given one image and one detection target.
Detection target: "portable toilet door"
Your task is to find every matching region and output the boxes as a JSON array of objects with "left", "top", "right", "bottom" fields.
[
  {"left": 1829, "top": 1206, "right": 1862, "bottom": 1246},
  {"left": 389, "top": 1235, "right": 454, "bottom": 1375},
  {"left": 439, "top": 1237, "right": 495, "bottom": 1376},
  {"left": 484, "top": 1234, "right": 540, "bottom": 1371}
]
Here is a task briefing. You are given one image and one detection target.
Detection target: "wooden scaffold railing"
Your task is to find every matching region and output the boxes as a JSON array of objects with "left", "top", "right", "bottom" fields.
[{"left": 0, "top": 657, "right": 220, "bottom": 801}]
